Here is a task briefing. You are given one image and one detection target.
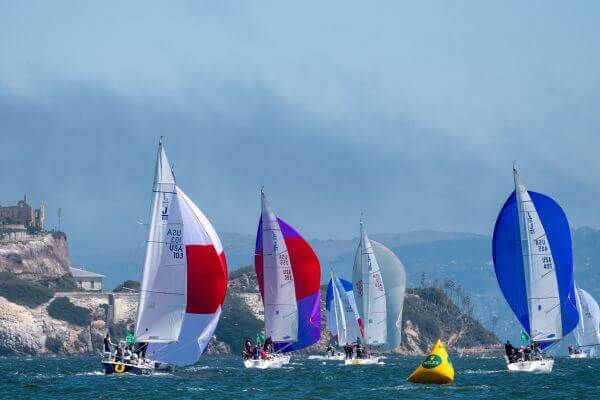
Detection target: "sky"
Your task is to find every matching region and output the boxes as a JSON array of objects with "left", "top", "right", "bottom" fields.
[{"left": 1, "top": 1, "right": 600, "bottom": 267}]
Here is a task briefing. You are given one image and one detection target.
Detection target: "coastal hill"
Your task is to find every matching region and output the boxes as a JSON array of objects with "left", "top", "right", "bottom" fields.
[{"left": 215, "top": 265, "right": 499, "bottom": 355}]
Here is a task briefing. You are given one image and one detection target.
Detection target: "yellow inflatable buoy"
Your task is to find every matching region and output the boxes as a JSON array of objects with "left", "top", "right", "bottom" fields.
[
  {"left": 407, "top": 340, "right": 454, "bottom": 384},
  {"left": 114, "top": 363, "right": 126, "bottom": 374}
]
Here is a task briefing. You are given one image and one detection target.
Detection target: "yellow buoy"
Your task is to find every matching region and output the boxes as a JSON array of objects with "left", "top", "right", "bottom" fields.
[{"left": 407, "top": 340, "right": 454, "bottom": 384}]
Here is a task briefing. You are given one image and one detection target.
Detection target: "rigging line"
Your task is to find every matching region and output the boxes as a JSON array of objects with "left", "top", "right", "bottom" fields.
[{"left": 141, "top": 289, "right": 185, "bottom": 296}]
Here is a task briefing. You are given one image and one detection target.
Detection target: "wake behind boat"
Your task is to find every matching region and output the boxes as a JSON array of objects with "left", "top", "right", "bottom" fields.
[
  {"left": 493, "top": 165, "right": 579, "bottom": 373},
  {"left": 242, "top": 190, "right": 321, "bottom": 369}
]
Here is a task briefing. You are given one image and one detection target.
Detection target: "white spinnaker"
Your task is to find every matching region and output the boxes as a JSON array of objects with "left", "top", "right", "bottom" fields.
[
  {"left": 331, "top": 271, "right": 362, "bottom": 346},
  {"left": 352, "top": 222, "right": 387, "bottom": 345},
  {"left": 146, "top": 187, "right": 226, "bottom": 366},
  {"left": 372, "top": 241, "right": 406, "bottom": 350},
  {"left": 513, "top": 169, "right": 562, "bottom": 343},
  {"left": 574, "top": 286, "right": 600, "bottom": 355},
  {"left": 135, "top": 143, "right": 187, "bottom": 342},
  {"left": 261, "top": 192, "right": 298, "bottom": 343}
]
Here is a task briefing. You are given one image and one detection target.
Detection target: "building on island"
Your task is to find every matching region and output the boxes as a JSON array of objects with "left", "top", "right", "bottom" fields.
[
  {"left": 0, "top": 195, "right": 45, "bottom": 231},
  {"left": 70, "top": 267, "right": 105, "bottom": 291}
]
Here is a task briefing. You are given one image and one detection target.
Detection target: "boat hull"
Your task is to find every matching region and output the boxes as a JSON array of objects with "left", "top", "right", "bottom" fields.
[
  {"left": 308, "top": 354, "right": 345, "bottom": 361},
  {"left": 505, "top": 358, "right": 554, "bottom": 373},
  {"left": 344, "top": 357, "right": 380, "bottom": 365},
  {"left": 569, "top": 353, "right": 588, "bottom": 359},
  {"left": 243, "top": 357, "right": 285, "bottom": 369},
  {"left": 102, "top": 361, "right": 154, "bottom": 375}
]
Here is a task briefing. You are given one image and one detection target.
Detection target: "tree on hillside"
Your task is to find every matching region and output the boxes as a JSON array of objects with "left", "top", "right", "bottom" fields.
[{"left": 113, "top": 280, "right": 140, "bottom": 293}]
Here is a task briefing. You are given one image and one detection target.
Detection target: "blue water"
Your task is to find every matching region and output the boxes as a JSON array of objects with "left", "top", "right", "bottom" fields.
[{"left": 1, "top": 355, "right": 597, "bottom": 400}]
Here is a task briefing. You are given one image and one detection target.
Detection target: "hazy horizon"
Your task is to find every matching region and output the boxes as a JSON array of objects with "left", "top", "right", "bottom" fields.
[{"left": 2, "top": 1, "right": 600, "bottom": 265}]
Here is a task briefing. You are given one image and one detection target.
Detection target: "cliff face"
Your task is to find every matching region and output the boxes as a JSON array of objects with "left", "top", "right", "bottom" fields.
[
  {"left": 0, "top": 233, "right": 70, "bottom": 278},
  {"left": 0, "top": 262, "right": 498, "bottom": 356},
  {"left": 0, "top": 292, "right": 135, "bottom": 356}
]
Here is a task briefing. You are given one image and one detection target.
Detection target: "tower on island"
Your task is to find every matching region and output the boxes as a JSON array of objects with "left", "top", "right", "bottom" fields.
[{"left": 0, "top": 195, "right": 45, "bottom": 231}]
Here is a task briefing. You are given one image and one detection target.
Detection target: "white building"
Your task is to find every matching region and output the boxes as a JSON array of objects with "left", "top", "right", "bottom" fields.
[{"left": 69, "top": 267, "right": 105, "bottom": 291}]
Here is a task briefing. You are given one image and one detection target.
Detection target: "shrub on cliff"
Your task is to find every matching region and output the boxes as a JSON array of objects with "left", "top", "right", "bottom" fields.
[
  {"left": 213, "top": 293, "right": 263, "bottom": 350},
  {"left": 0, "top": 272, "right": 54, "bottom": 307},
  {"left": 113, "top": 280, "right": 140, "bottom": 293},
  {"left": 41, "top": 274, "right": 79, "bottom": 292},
  {"left": 47, "top": 297, "right": 91, "bottom": 326}
]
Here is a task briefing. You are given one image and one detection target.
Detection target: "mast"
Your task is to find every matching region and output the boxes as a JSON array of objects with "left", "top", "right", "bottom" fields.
[
  {"left": 134, "top": 139, "right": 186, "bottom": 343},
  {"left": 260, "top": 190, "right": 299, "bottom": 343},
  {"left": 512, "top": 164, "right": 562, "bottom": 343},
  {"left": 353, "top": 218, "right": 387, "bottom": 346}
]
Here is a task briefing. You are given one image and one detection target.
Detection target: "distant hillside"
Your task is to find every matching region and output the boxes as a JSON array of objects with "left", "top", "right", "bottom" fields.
[
  {"left": 213, "top": 265, "right": 499, "bottom": 355},
  {"left": 72, "top": 226, "right": 600, "bottom": 351}
]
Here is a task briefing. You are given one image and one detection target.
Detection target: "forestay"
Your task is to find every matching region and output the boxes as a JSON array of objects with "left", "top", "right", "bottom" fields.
[
  {"left": 259, "top": 192, "right": 298, "bottom": 343},
  {"left": 352, "top": 221, "right": 387, "bottom": 346},
  {"left": 135, "top": 142, "right": 187, "bottom": 343}
]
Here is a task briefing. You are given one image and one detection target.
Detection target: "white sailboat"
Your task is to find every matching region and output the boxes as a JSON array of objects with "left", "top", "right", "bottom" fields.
[
  {"left": 571, "top": 286, "right": 600, "bottom": 358},
  {"left": 244, "top": 192, "right": 297, "bottom": 369},
  {"left": 343, "top": 219, "right": 406, "bottom": 365},
  {"left": 492, "top": 166, "right": 579, "bottom": 373},
  {"left": 244, "top": 191, "right": 322, "bottom": 368},
  {"left": 103, "top": 139, "right": 228, "bottom": 374},
  {"left": 321, "top": 270, "right": 362, "bottom": 361}
]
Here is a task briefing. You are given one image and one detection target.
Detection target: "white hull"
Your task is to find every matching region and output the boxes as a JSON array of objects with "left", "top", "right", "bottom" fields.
[
  {"left": 569, "top": 353, "right": 588, "bottom": 359},
  {"left": 344, "top": 357, "right": 380, "bottom": 366},
  {"left": 308, "top": 354, "right": 345, "bottom": 361},
  {"left": 243, "top": 354, "right": 290, "bottom": 369},
  {"left": 505, "top": 357, "right": 554, "bottom": 373}
]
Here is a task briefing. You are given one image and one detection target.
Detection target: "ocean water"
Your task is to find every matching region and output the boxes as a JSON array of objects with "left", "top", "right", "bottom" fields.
[{"left": 1, "top": 355, "right": 597, "bottom": 400}]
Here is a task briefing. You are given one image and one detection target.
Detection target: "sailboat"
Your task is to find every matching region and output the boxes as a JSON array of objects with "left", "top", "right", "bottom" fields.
[
  {"left": 492, "top": 165, "right": 579, "bottom": 373},
  {"left": 349, "top": 219, "right": 406, "bottom": 365},
  {"left": 571, "top": 286, "right": 600, "bottom": 358},
  {"left": 243, "top": 190, "right": 321, "bottom": 369},
  {"left": 320, "top": 270, "right": 363, "bottom": 361},
  {"left": 102, "top": 139, "right": 228, "bottom": 374}
]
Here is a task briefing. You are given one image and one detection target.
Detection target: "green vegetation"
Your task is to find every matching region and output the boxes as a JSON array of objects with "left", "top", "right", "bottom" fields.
[
  {"left": 403, "top": 286, "right": 498, "bottom": 351},
  {"left": 109, "top": 321, "right": 134, "bottom": 340},
  {"left": 51, "top": 231, "right": 67, "bottom": 240},
  {"left": 47, "top": 297, "right": 91, "bottom": 326},
  {"left": 0, "top": 272, "right": 54, "bottom": 307},
  {"left": 113, "top": 280, "right": 141, "bottom": 293},
  {"left": 42, "top": 274, "right": 79, "bottom": 292},
  {"left": 213, "top": 293, "right": 263, "bottom": 352}
]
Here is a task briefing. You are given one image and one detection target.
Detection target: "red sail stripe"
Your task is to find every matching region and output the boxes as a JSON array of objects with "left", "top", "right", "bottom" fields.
[{"left": 186, "top": 244, "right": 227, "bottom": 314}]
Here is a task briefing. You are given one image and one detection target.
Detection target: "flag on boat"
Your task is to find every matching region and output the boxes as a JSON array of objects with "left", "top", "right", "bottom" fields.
[{"left": 254, "top": 192, "right": 321, "bottom": 353}]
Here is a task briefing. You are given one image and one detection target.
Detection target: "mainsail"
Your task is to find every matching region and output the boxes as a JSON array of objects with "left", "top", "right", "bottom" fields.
[
  {"left": 372, "top": 240, "right": 406, "bottom": 350},
  {"left": 492, "top": 167, "right": 578, "bottom": 345},
  {"left": 255, "top": 192, "right": 321, "bottom": 352},
  {"left": 135, "top": 141, "right": 187, "bottom": 342},
  {"left": 326, "top": 271, "right": 363, "bottom": 346},
  {"left": 147, "top": 187, "right": 228, "bottom": 366},
  {"left": 352, "top": 221, "right": 387, "bottom": 346},
  {"left": 574, "top": 286, "right": 600, "bottom": 355}
]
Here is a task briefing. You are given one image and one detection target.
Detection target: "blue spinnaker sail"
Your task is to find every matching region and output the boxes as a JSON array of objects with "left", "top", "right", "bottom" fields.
[{"left": 492, "top": 191, "right": 578, "bottom": 344}]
